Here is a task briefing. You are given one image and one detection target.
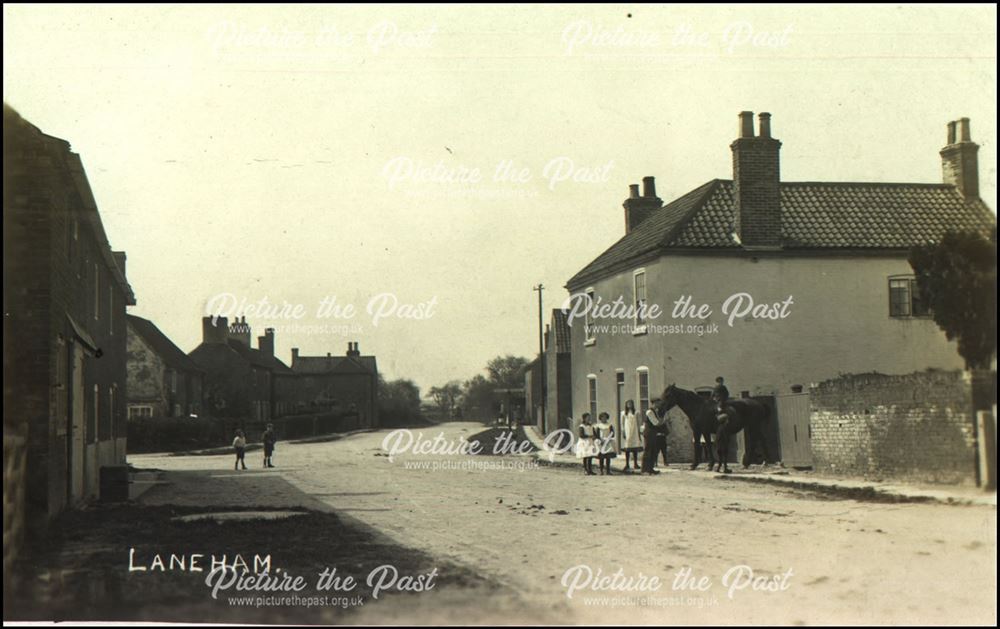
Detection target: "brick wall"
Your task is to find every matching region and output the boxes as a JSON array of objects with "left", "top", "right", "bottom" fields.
[
  {"left": 5, "top": 105, "right": 130, "bottom": 526},
  {"left": 189, "top": 344, "right": 254, "bottom": 418},
  {"left": 3, "top": 433, "right": 27, "bottom": 590},
  {"left": 810, "top": 370, "right": 977, "bottom": 484}
]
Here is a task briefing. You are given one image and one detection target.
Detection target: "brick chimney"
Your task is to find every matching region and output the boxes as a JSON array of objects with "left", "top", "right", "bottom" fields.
[
  {"left": 258, "top": 328, "right": 275, "bottom": 356},
  {"left": 202, "top": 316, "right": 229, "bottom": 344},
  {"left": 347, "top": 341, "right": 361, "bottom": 357},
  {"left": 228, "top": 316, "right": 251, "bottom": 346},
  {"left": 623, "top": 176, "right": 662, "bottom": 233},
  {"left": 291, "top": 347, "right": 299, "bottom": 367},
  {"left": 940, "top": 118, "right": 980, "bottom": 200},
  {"left": 731, "top": 111, "right": 782, "bottom": 248},
  {"left": 112, "top": 251, "right": 127, "bottom": 278}
]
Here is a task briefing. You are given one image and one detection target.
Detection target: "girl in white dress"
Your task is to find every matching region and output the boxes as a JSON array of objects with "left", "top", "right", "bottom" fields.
[
  {"left": 575, "top": 413, "right": 597, "bottom": 475},
  {"left": 620, "top": 400, "right": 642, "bottom": 474},
  {"left": 594, "top": 412, "right": 618, "bottom": 475}
]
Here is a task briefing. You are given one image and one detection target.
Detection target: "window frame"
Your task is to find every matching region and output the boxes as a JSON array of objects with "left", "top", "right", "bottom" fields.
[
  {"left": 888, "top": 275, "right": 931, "bottom": 319},
  {"left": 94, "top": 263, "right": 100, "bottom": 321},
  {"left": 586, "top": 374, "right": 598, "bottom": 421},
  {"left": 583, "top": 287, "right": 597, "bottom": 346},
  {"left": 93, "top": 383, "right": 100, "bottom": 443},
  {"left": 633, "top": 268, "right": 648, "bottom": 335},
  {"left": 128, "top": 405, "right": 154, "bottom": 421},
  {"left": 636, "top": 367, "right": 650, "bottom": 416}
]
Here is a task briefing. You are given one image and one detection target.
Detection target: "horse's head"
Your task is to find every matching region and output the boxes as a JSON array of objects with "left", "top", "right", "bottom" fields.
[{"left": 657, "top": 383, "right": 678, "bottom": 412}]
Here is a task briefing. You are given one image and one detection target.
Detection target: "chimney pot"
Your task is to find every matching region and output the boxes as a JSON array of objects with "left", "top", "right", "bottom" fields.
[
  {"left": 940, "top": 117, "right": 979, "bottom": 199},
  {"left": 623, "top": 178, "right": 662, "bottom": 233},
  {"left": 959, "top": 117, "right": 971, "bottom": 142},
  {"left": 739, "top": 111, "right": 755, "bottom": 138},
  {"left": 642, "top": 176, "right": 656, "bottom": 198},
  {"left": 758, "top": 112, "right": 772, "bottom": 138}
]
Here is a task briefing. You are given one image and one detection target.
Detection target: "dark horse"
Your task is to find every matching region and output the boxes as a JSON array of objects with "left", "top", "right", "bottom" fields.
[{"left": 658, "top": 384, "right": 772, "bottom": 473}]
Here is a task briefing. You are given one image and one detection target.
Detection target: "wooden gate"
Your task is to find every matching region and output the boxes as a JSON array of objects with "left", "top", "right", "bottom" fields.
[{"left": 775, "top": 392, "right": 812, "bottom": 468}]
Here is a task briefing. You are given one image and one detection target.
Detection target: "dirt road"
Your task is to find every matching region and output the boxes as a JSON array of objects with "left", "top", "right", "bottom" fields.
[{"left": 131, "top": 422, "right": 997, "bottom": 625}]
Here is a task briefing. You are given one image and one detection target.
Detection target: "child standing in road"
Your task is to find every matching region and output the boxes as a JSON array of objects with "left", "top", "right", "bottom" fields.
[
  {"left": 620, "top": 400, "right": 642, "bottom": 474},
  {"left": 594, "top": 412, "right": 617, "bottom": 475},
  {"left": 262, "top": 423, "right": 276, "bottom": 468},
  {"left": 575, "top": 413, "right": 597, "bottom": 475},
  {"left": 232, "top": 429, "right": 247, "bottom": 470}
]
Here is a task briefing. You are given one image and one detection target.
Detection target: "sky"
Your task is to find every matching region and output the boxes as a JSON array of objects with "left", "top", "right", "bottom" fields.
[{"left": 4, "top": 4, "right": 997, "bottom": 392}]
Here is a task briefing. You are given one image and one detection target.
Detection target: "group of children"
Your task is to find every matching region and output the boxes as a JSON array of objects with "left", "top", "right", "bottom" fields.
[
  {"left": 231, "top": 424, "right": 277, "bottom": 470},
  {"left": 574, "top": 399, "right": 671, "bottom": 475}
]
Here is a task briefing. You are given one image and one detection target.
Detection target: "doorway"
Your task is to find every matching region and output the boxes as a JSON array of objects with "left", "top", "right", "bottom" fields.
[
  {"left": 68, "top": 344, "right": 85, "bottom": 504},
  {"left": 615, "top": 371, "right": 625, "bottom": 450}
]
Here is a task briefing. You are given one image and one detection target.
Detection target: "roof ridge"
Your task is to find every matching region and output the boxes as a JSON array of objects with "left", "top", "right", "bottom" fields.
[
  {"left": 128, "top": 315, "right": 203, "bottom": 372},
  {"left": 780, "top": 180, "right": 957, "bottom": 188}
]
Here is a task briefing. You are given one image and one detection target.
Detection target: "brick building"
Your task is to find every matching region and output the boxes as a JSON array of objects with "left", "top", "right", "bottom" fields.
[
  {"left": 564, "top": 112, "right": 995, "bottom": 460},
  {"left": 275, "top": 343, "right": 379, "bottom": 428},
  {"left": 125, "top": 314, "right": 204, "bottom": 419},
  {"left": 188, "top": 316, "right": 292, "bottom": 420},
  {"left": 543, "top": 309, "right": 573, "bottom": 435},
  {"left": 3, "top": 105, "right": 136, "bottom": 538},
  {"left": 526, "top": 309, "right": 573, "bottom": 435}
]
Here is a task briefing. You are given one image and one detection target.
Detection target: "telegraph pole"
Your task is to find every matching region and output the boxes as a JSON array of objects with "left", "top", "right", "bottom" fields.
[{"left": 532, "top": 284, "right": 546, "bottom": 431}]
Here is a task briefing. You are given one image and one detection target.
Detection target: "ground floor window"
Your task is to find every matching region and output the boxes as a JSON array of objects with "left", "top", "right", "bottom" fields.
[
  {"left": 128, "top": 405, "right": 153, "bottom": 420},
  {"left": 637, "top": 368, "right": 650, "bottom": 415}
]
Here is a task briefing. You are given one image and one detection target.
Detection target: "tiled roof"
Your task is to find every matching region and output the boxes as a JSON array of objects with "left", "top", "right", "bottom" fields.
[
  {"left": 568, "top": 179, "right": 996, "bottom": 287},
  {"left": 550, "top": 309, "right": 571, "bottom": 354},
  {"left": 226, "top": 339, "right": 293, "bottom": 373},
  {"left": 293, "top": 355, "right": 377, "bottom": 375},
  {"left": 568, "top": 181, "right": 719, "bottom": 288},
  {"left": 127, "top": 315, "right": 203, "bottom": 373}
]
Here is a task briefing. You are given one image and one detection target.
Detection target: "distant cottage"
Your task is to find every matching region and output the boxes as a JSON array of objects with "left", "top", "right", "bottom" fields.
[
  {"left": 276, "top": 343, "right": 379, "bottom": 428},
  {"left": 188, "top": 316, "right": 292, "bottom": 421},
  {"left": 126, "top": 314, "right": 204, "bottom": 419},
  {"left": 564, "top": 112, "right": 995, "bottom": 442},
  {"left": 525, "top": 309, "right": 572, "bottom": 435},
  {"left": 187, "top": 316, "right": 379, "bottom": 428}
]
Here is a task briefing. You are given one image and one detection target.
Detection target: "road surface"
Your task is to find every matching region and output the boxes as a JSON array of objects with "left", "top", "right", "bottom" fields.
[{"left": 131, "top": 422, "right": 997, "bottom": 625}]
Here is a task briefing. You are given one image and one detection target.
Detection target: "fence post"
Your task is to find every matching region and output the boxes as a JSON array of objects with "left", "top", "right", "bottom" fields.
[{"left": 977, "top": 410, "right": 997, "bottom": 491}]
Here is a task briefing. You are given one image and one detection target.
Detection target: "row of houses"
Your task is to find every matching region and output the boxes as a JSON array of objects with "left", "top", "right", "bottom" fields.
[
  {"left": 526, "top": 111, "right": 995, "bottom": 482},
  {"left": 3, "top": 105, "right": 379, "bottom": 564},
  {"left": 127, "top": 313, "right": 379, "bottom": 427}
]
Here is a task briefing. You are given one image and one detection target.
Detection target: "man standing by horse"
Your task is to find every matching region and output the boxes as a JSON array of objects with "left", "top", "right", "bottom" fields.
[
  {"left": 712, "top": 376, "right": 731, "bottom": 426},
  {"left": 641, "top": 401, "right": 669, "bottom": 474}
]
